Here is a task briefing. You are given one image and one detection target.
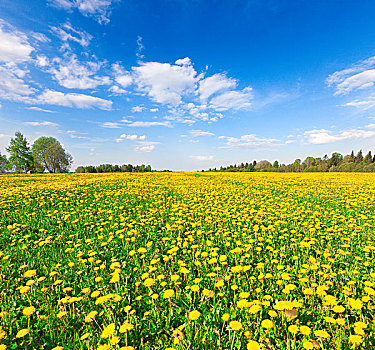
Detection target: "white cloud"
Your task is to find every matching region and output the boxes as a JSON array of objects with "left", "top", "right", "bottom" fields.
[
  {"left": 48, "top": 0, "right": 118, "bottom": 24},
  {"left": 24, "top": 121, "right": 58, "bottom": 127},
  {"left": 51, "top": 23, "right": 93, "bottom": 47},
  {"left": 334, "top": 70, "right": 375, "bottom": 95},
  {"left": 135, "top": 144, "right": 154, "bottom": 152},
  {"left": 189, "top": 129, "right": 214, "bottom": 137},
  {"left": 304, "top": 128, "right": 375, "bottom": 144},
  {"left": 366, "top": 123, "right": 375, "bottom": 129},
  {"left": 36, "top": 55, "right": 49, "bottom": 67},
  {"left": 112, "top": 63, "right": 132, "bottom": 88},
  {"left": 344, "top": 95, "right": 375, "bottom": 110},
  {"left": 189, "top": 155, "right": 214, "bottom": 161},
  {"left": 30, "top": 32, "right": 50, "bottom": 43},
  {"left": 0, "top": 134, "right": 10, "bottom": 138},
  {"left": 132, "top": 58, "right": 197, "bottom": 105},
  {"left": 48, "top": 55, "right": 110, "bottom": 89},
  {"left": 123, "top": 120, "right": 172, "bottom": 128},
  {"left": 209, "top": 87, "right": 253, "bottom": 111},
  {"left": 134, "top": 141, "right": 159, "bottom": 152},
  {"left": 109, "top": 85, "right": 127, "bottom": 94},
  {"left": 0, "top": 65, "right": 35, "bottom": 102},
  {"left": 116, "top": 133, "right": 146, "bottom": 142},
  {"left": 0, "top": 20, "right": 34, "bottom": 63},
  {"left": 219, "top": 134, "right": 280, "bottom": 149},
  {"left": 38, "top": 90, "right": 112, "bottom": 110},
  {"left": 327, "top": 56, "right": 375, "bottom": 95},
  {"left": 131, "top": 106, "right": 146, "bottom": 113},
  {"left": 198, "top": 73, "right": 237, "bottom": 103},
  {"left": 101, "top": 122, "right": 121, "bottom": 128},
  {"left": 136, "top": 36, "right": 144, "bottom": 60},
  {"left": 150, "top": 108, "right": 159, "bottom": 112},
  {"left": 27, "top": 106, "right": 55, "bottom": 113}
]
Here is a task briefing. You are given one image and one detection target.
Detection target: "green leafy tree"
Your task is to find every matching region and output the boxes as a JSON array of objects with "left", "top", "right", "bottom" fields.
[
  {"left": 6, "top": 132, "right": 33, "bottom": 173},
  {"left": 32, "top": 137, "right": 72, "bottom": 173},
  {"left": 0, "top": 152, "right": 8, "bottom": 173},
  {"left": 355, "top": 150, "right": 363, "bottom": 163},
  {"left": 364, "top": 151, "right": 373, "bottom": 164}
]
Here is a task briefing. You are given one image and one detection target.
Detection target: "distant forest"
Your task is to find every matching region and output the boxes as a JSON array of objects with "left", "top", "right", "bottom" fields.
[
  {"left": 76, "top": 164, "right": 153, "bottom": 173},
  {"left": 204, "top": 150, "right": 375, "bottom": 172}
]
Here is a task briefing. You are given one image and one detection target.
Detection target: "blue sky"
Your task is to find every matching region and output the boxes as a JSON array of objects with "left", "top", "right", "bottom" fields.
[{"left": 1, "top": 0, "right": 375, "bottom": 171}]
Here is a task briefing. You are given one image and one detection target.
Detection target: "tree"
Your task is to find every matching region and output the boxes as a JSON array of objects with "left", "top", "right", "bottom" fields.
[
  {"left": 273, "top": 160, "right": 279, "bottom": 168},
  {"left": 254, "top": 160, "right": 272, "bottom": 170},
  {"left": 364, "top": 151, "right": 373, "bottom": 164},
  {"left": 6, "top": 132, "right": 33, "bottom": 173},
  {"left": 0, "top": 152, "right": 8, "bottom": 173},
  {"left": 355, "top": 150, "right": 363, "bottom": 163},
  {"left": 32, "top": 137, "right": 72, "bottom": 173},
  {"left": 329, "top": 152, "right": 343, "bottom": 167},
  {"left": 350, "top": 151, "right": 355, "bottom": 161}
]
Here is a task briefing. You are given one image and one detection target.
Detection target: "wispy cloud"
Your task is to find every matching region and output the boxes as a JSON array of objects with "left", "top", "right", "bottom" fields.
[
  {"left": 100, "top": 122, "right": 121, "bottom": 128},
  {"left": 115, "top": 133, "right": 146, "bottom": 142},
  {"left": 131, "top": 105, "right": 146, "bottom": 112},
  {"left": 218, "top": 134, "right": 281, "bottom": 150},
  {"left": 24, "top": 121, "right": 58, "bottom": 127},
  {"left": 189, "top": 155, "right": 214, "bottom": 161},
  {"left": 51, "top": 23, "right": 92, "bottom": 47},
  {"left": 327, "top": 56, "right": 375, "bottom": 95},
  {"left": 304, "top": 128, "right": 375, "bottom": 144},
  {"left": 48, "top": 0, "right": 119, "bottom": 24},
  {"left": 27, "top": 106, "right": 55, "bottom": 113},
  {"left": 123, "top": 120, "right": 172, "bottom": 128},
  {"left": 134, "top": 141, "right": 160, "bottom": 152},
  {"left": 0, "top": 20, "right": 34, "bottom": 63},
  {"left": 37, "top": 90, "right": 112, "bottom": 110},
  {"left": 189, "top": 129, "right": 214, "bottom": 137},
  {"left": 47, "top": 54, "right": 110, "bottom": 89}
]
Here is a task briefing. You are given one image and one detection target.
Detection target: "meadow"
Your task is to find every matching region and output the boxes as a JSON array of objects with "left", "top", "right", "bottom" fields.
[{"left": 0, "top": 172, "right": 374, "bottom": 350}]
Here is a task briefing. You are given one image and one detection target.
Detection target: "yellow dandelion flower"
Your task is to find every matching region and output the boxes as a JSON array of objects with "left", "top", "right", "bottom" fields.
[
  {"left": 144, "top": 278, "right": 155, "bottom": 287},
  {"left": 299, "top": 326, "right": 311, "bottom": 335},
  {"left": 229, "top": 321, "right": 242, "bottom": 331},
  {"left": 268, "top": 310, "right": 277, "bottom": 317},
  {"left": 16, "top": 328, "right": 29, "bottom": 338},
  {"left": 56, "top": 311, "right": 67, "bottom": 318},
  {"left": 22, "top": 306, "right": 36, "bottom": 316},
  {"left": 332, "top": 305, "right": 345, "bottom": 313},
  {"left": 24, "top": 270, "right": 36, "bottom": 278},
  {"left": 288, "top": 325, "right": 299, "bottom": 334},
  {"left": 247, "top": 341, "right": 260, "bottom": 350},
  {"left": 85, "top": 311, "right": 98, "bottom": 323},
  {"left": 119, "top": 321, "right": 134, "bottom": 333},
  {"left": 101, "top": 323, "right": 115, "bottom": 339},
  {"left": 110, "top": 336, "right": 120, "bottom": 345},
  {"left": 188, "top": 310, "right": 201, "bottom": 321},
  {"left": 80, "top": 332, "right": 90, "bottom": 340},
  {"left": 163, "top": 289, "right": 175, "bottom": 299},
  {"left": 302, "top": 341, "right": 314, "bottom": 350},
  {"left": 97, "top": 345, "right": 110, "bottom": 350},
  {"left": 314, "top": 330, "right": 330, "bottom": 339},
  {"left": 261, "top": 319, "right": 274, "bottom": 329},
  {"left": 349, "top": 334, "right": 363, "bottom": 346},
  {"left": 222, "top": 313, "right": 230, "bottom": 321}
]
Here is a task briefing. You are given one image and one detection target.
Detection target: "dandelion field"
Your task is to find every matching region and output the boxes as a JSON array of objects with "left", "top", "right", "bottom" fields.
[{"left": 1, "top": 173, "right": 375, "bottom": 350}]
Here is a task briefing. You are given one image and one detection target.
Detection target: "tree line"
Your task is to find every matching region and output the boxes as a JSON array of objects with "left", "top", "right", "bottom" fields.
[
  {"left": 205, "top": 150, "right": 375, "bottom": 173},
  {"left": 0, "top": 132, "right": 72, "bottom": 173},
  {"left": 75, "top": 164, "right": 152, "bottom": 173}
]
